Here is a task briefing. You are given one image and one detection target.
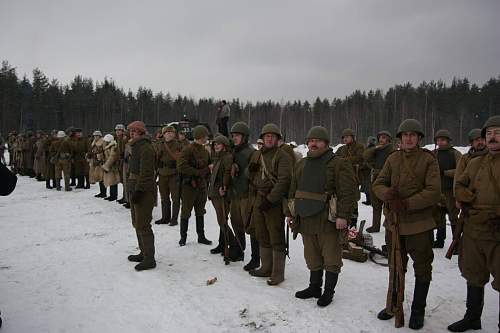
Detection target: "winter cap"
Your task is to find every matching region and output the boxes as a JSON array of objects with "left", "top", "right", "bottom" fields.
[
  {"left": 57, "top": 131, "right": 66, "bottom": 138},
  {"left": 93, "top": 130, "right": 103, "bottom": 137},
  {"left": 127, "top": 121, "right": 147, "bottom": 134},
  {"left": 103, "top": 134, "right": 114, "bottom": 143}
]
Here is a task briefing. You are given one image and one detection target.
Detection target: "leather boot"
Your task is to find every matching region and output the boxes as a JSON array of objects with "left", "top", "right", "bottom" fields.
[
  {"left": 170, "top": 198, "right": 180, "bottom": 226},
  {"left": 45, "top": 179, "right": 53, "bottom": 189},
  {"left": 95, "top": 182, "right": 106, "bottom": 197},
  {"left": 433, "top": 227, "right": 446, "bottom": 248},
  {"left": 179, "top": 218, "right": 188, "bottom": 246},
  {"left": 70, "top": 176, "right": 76, "bottom": 186},
  {"left": 155, "top": 200, "right": 168, "bottom": 224},
  {"left": 295, "top": 270, "right": 323, "bottom": 299},
  {"left": 84, "top": 175, "right": 90, "bottom": 189},
  {"left": 76, "top": 176, "right": 84, "bottom": 189},
  {"left": 128, "top": 231, "right": 144, "bottom": 262},
  {"left": 105, "top": 185, "right": 117, "bottom": 201},
  {"left": 448, "top": 285, "right": 484, "bottom": 332},
  {"left": 249, "top": 247, "right": 272, "bottom": 277},
  {"left": 367, "top": 209, "right": 382, "bottom": 233},
  {"left": 135, "top": 233, "right": 156, "bottom": 271},
  {"left": 64, "top": 176, "right": 72, "bottom": 191},
  {"left": 317, "top": 271, "right": 338, "bottom": 307},
  {"left": 267, "top": 250, "right": 286, "bottom": 285},
  {"left": 210, "top": 229, "right": 224, "bottom": 254},
  {"left": 56, "top": 178, "right": 62, "bottom": 191},
  {"left": 196, "top": 215, "right": 212, "bottom": 245},
  {"left": 244, "top": 236, "right": 260, "bottom": 271},
  {"left": 409, "top": 279, "right": 430, "bottom": 330}
]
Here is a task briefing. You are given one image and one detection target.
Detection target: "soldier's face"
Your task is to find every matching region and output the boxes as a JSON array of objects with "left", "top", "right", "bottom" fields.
[
  {"left": 178, "top": 133, "right": 186, "bottom": 140},
  {"left": 486, "top": 126, "right": 500, "bottom": 152},
  {"left": 232, "top": 133, "right": 243, "bottom": 146},
  {"left": 76, "top": 132, "right": 82, "bottom": 138},
  {"left": 471, "top": 137, "right": 486, "bottom": 151},
  {"left": 164, "top": 131, "right": 176, "bottom": 141},
  {"left": 129, "top": 129, "right": 140, "bottom": 139},
  {"left": 196, "top": 136, "right": 208, "bottom": 145},
  {"left": 214, "top": 142, "right": 224, "bottom": 152},
  {"left": 342, "top": 135, "right": 353, "bottom": 144},
  {"left": 400, "top": 132, "right": 419, "bottom": 150},
  {"left": 378, "top": 134, "right": 390, "bottom": 145},
  {"left": 263, "top": 133, "right": 278, "bottom": 148},
  {"left": 307, "top": 139, "right": 327, "bottom": 151},
  {"left": 436, "top": 137, "right": 449, "bottom": 149},
  {"left": 115, "top": 129, "right": 124, "bottom": 137}
]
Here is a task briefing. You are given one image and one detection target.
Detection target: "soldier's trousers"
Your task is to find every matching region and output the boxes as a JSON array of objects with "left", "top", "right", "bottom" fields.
[
  {"left": 434, "top": 190, "right": 459, "bottom": 228},
  {"left": 461, "top": 232, "right": 500, "bottom": 291},
  {"left": 302, "top": 231, "right": 342, "bottom": 273},
  {"left": 230, "top": 196, "right": 248, "bottom": 250},
  {"left": 385, "top": 229, "right": 434, "bottom": 282},
  {"left": 252, "top": 195, "right": 285, "bottom": 252},
  {"left": 211, "top": 197, "right": 230, "bottom": 226},
  {"left": 180, "top": 184, "right": 207, "bottom": 219},
  {"left": 370, "top": 182, "right": 384, "bottom": 211},
  {"left": 131, "top": 191, "right": 155, "bottom": 257},
  {"left": 159, "top": 174, "right": 180, "bottom": 217},
  {"left": 74, "top": 159, "right": 89, "bottom": 177},
  {"left": 122, "top": 165, "right": 128, "bottom": 201},
  {"left": 55, "top": 160, "right": 71, "bottom": 187}
]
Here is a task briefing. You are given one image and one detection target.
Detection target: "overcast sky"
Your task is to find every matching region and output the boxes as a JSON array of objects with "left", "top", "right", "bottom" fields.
[{"left": 1, "top": 0, "right": 499, "bottom": 102}]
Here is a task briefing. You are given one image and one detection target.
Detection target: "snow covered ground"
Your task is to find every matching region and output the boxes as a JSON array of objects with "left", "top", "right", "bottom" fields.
[{"left": 0, "top": 146, "right": 498, "bottom": 333}]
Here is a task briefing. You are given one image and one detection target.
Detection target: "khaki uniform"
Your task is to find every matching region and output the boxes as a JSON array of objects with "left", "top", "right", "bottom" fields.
[
  {"left": 33, "top": 137, "right": 46, "bottom": 177},
  {"left": 52, "top": 138, "right": 73, "bottom": 189},
  {"left": 209, "top": 150, "right": 233, "bottom": 226},
  {"left": 289, "top": 148, "right": 356, "bottom": 273},
  {"left": 336, "top": 142, "right": 364, "bottom": 221},
  {"left": 373, "top": 148, "right": 441, "bottom": 282},
  {"left": 156, "top": 139, "right": 182, "bottom": 222},
  {"left": 102, "top": 141, "right": 120, "bottom": 187},
  {"left": 89, "top": 138, "right": 105, "bottom": 184},
  {"left": 43, "top": 137, "right": 56, "bottom": 180},
  {"left": 455, "top": 152, "right": 500, "bottom": 290},
  {"left": 72, "top": 138, "right": 89, "bottom": 177}
]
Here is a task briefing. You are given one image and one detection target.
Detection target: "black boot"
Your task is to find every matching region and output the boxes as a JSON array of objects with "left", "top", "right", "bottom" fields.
[
  {"left": 433, "top": 227, "right": 446, "bottom": 248},
  {"left": 155, "top": 200, "right": 170, "bottom": 224},
  {"left": 179, "top": 218, "right": 188, "bottom": 246},
  {"left": 349, "top": 217, "right": 358, "bottom": 229},
  {"left": 244, "top": 236, "right": 260, "bottom": 271},
  {"left": 210, "top": 229, "right": 224, "bottom": 254},
  {"left": 76, "top": 176, "right": 84, "bottom": 189},
  {"left": 135, "top": 233, "right": 156, "bottom": 271},
  {"left": 56, "top": 179, "right": 62, "bottom": 191},
  {"left": 317, "top": 271, "right": 338, "bottom": 307},
  {"left": 123, "top": 202, "right": 131, "bottom": 209},
  {"left": 409, "top": 279, "right": 430, "bottom": 330},
  {"left": 70, "top": 176, "right": 76, "bottom": 186},
  {"left": 105, "top": 184, "right": 117, "bottom": 201},
  {"left": 196, "top": 215, "right": 212, "bottom": 245},
  {"left": 170, "top": 198, "right": 180, "bottom": 226},
  {"left": 228, "top": 227, "right": 244, "bottom": 262},
  {"left": 447, "top": 285, "right": 484, "bottom": 332},
  {"left": 128, "top": 231, "right": 144, "bottom": 262},
  {"left": 377, "top": 308, "right": 394, "bottom": 320},
  {"left": 295, "top": 270, "right": 323, "bottom": 299},
  {"left": 45, "top": 179, "right": 53, "bottom": 189},
  {"left": 84, "top": 175, "right": 90, "bottom": 189},
  {"left": 95, "top": 181, "right": 106, "bottom": 198}
]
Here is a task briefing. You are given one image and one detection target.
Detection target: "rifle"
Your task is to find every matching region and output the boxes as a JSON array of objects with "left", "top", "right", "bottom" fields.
[
  {"left": 222, "top": 199, "right": 230, "bottom": 265},
  {"left": 446, "top": 208, "right": 466, "bottom": 259},
  {"left": 285, "top": 222, "right": 290, "bottom": 258},
  {"left": 387, "top": 212, "right": 405, "bottom": 328}
]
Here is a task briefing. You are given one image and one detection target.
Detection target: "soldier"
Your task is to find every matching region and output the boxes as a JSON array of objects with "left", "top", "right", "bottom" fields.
[
  {"left": 448, "top": 116, "right": 500, "bottom": 332},
  {"left": 208, "top": 135, "right": 240, "bottom": 261},
  {"left": 33, "top": 130, "right": 46, "bottom": 181},
  {"left": 154, "top": 126, "right": 182, "bottom": 226},
  {"left": 177, "top": 125, "right": 213, "bottom": 247},
  {"left": 288, "top": 126, "right": 356, "bottom": 307},
  {"left": 72, "top": 128, "right": 90, "bottom": 189},
  {"left": 229, "top": 122, "right": 260, "bottom": 270},
  {"left": 102, "top": 134, "right": 120, "bottom": 201},
  {"left": 216, "top": 100, "right": 230, "bottom": 136},
  {"left": 43, "top": 130, "right": 57, "bottom": 189},
  {"left": 7, "top": 131, "right": 17, "bottom": 166},
  {"left": 177, "top": 131, "right": 190, "bottom": 150},
  {"left": 278, "top": 137, "right": 299, "bottom": 167},
  {"left": 363, "top": 130, "right": 395, "bottom": 233},
  {"left": 247, "top": 123, "right": 292, "bottom": 286},
  {"left": 455, "top": 129, "right": 487, "bottom": 181},
  {"left": 336, "top": 128, "right": 364, "bottom": 228},
  {"left": 122, "top": 138, "right": 133, "bottom": 209},
  {"left": 361, "top": 136, "right": 377, "bottom": 205},
  {"left": 256, "top": 138, "right": 263, "bottom": 150},
  {"left": 126, "top": 121, "right": 157, "bottom": 271},
  {"left": 114, "top": 124, "right": 128, "bottom": 204},
  {"left": 373, "top": 119, "right": 441, "bottom": 330},
  {"left": 89, "top": 131, "right": 107, "bottom": 198},
  {"left": 432, "top": 129, "right": 462, "bottom": 248},
  {"left": 51, "top": 130, "right": 73, "bottom": 191},
  {"left": 22, "top": 131, "right": 35, "bottom": 177}
]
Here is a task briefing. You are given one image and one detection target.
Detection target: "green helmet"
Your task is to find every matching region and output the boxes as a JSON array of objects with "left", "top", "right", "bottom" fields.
[
  {"left": 230, "top": 121, "right": 250, "bottom": 136},
  {"left": 306, "top": 126, "right": 329, "bottom": 142},
  {"left": 396, "top": 119, "right": 424, "bottom": 138},
  {"left": 376, "top": 130, "right": 392, "bottom": 140},
  {"left": 260, "top": 123, "right": 282, "bottom": 139},
  {"left": 367, "top": 136, "right": 377, "bottom": 146},
  {"left": 213, "top": 135, "right": 230, "bottom": 147},
  {"left": 161, "top": 126, "right": 176, "bottom": 135},
  {"left": 481, "top": 115, "right": 500, "bottom": 138},
  {"left": 467, "top": 128, "right": 482, "bottom": 142},
  {"left": 341, "top": 128, "right": 355, "bottom": 138},
  {"left": 192, "top": 125, "right": 209, "bottom": 140},
  {"left": 434, "top": 129, "right": 452, "bottom": 142}
]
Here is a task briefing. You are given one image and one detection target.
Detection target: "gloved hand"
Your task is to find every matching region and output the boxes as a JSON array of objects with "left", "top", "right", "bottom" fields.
[
  {"left": 131, "top": 190, "right": 144, "bottom": 204},
  {"left": 388, "top": 198, "right": 408, "bottom": 213},
  {"left": 383, "top": 187, "right": 400, "bottom": 201},
  {"left": 259, "top": 197, "right": 274, "bottom": 211},
  {"left": 248, "top": 162, "right": 259, "bottom": 172}
]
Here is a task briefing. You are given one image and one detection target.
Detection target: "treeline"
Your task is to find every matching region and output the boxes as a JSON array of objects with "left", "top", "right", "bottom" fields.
[{"left": 1, "top": 60, "right": 499, "bottom": 145}]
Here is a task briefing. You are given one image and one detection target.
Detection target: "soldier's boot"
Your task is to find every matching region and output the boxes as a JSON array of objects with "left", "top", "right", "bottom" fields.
[
  {"left": 196, "top": 215, "right": 212, "bottom": 245},
  {"left": 228, "top": 229, "right": 244, "bottom": 262},
  {"left": 210, "top": 229, "right": 224, "bottom": 254},
  {"left": 70, "top": 176, "right": 76, "bottom": 186},
  {"left": 36, "top": 173, "right": 43, "bottom": 181},
  {"left": 267, "top": 250, "right": 285, "bottom": 286},
  {"left": 317, "top": 271, "right": 338, "bottom": 307},
  {"left": 128, "top": 232, "right": 144, "bottom": 262},
  {"left": 169, "top": 200, "right": 180, "bottom": 226},
  {"left": 84, "top": 175, "right": 90, "bottom": 189},
  {"left": 56, "top": 178, "right": 62, "bottom": 191},
  {"left": 45, "top": 179, "right": 53, "bottom": 189},
  {"left": 349, "top": 217, "right": 358, "bottom": 229},
  {"left": 244, "top": 236, "right": 261, "bottom": 271},
  {"left": 117, "top": 187, "right": 127, "bottom": 203},
  {"left": 377, "top": 308, "right": 394, "bottom": 320},
  {"left": 135, "top": 233, "right": 156, "bottom": 271},
  {"left": 64, "top": 177, "right": 72, "bottom": 191},
  {"left": 154, "top": 200, "right": 170, "bottom": 224},
  {"left": 447, "top": 285, "right": 484, "bottom": 332},
  {"left": 433, "top": 227, "right": 446, "bottom": 248},
  {"left": 105, "top": 185, "right": 118, "bottom": 201},
  {"left": 295, "top": 270, "right": 323, "bottom": 299},
  {"left": 367, "top": 209, "right": 382, "bottom": 233},
  {"left": 450, "top": 225, "right": 460, "bottom": 255},
  {"left": 249, "top": 247, "right": 272, "bottom": 277},
  {"left": 76, "top": 176, "right": 84, "bottom": 189},
  {"left": 94, "top": 182, "right": 106, "bottom": 197},
  {"left": 179, "top": 218, "right": 188, "bottom": 246},
  {"left": 408, "top": 279, "right": 430, "bottom": 330}
]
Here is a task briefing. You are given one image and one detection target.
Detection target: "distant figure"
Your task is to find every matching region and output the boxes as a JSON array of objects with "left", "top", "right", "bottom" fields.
[{"left": 216, "top": 100, "right": 230, "bottom": 137}]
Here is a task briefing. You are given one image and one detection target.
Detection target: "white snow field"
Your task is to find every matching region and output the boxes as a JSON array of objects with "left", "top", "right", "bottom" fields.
[{"left": 0, "top": 146, "right": 498, "bottom": 333}]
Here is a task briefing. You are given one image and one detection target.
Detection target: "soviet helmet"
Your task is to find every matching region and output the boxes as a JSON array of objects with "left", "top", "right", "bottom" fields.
[
  {"left": 259, "top": 123, "right": 281, "bottom": 139},
  {"left": 396, "top": 119, "right": 424, "bottom": 138}
]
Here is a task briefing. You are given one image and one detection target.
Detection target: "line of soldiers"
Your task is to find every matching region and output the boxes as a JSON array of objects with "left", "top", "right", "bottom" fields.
[{"left": 4, "top": 115, "right": 498, "bottom": 331}]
